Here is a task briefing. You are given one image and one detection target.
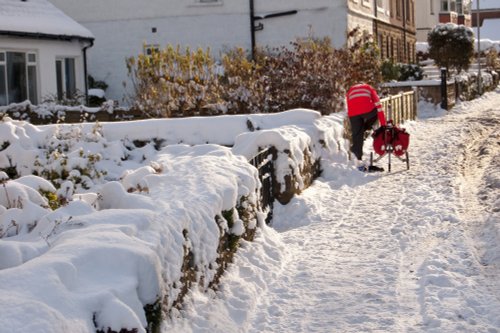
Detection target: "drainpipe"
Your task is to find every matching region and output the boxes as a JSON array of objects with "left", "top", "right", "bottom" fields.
[
  {"left": 250, "top": 0, "right": 256, "bottom": 61},
  {"left": 402, "top": 0, "right": 407, "bottom": 63},
  {"left": 82, "top": 38, "right": 94, "bottom": 106},
  {"left": 249, "top": 0, "right": 297, "bottom": 61},
  {"left": 477, "top": 0, "right": 482, "bottom": 95}
]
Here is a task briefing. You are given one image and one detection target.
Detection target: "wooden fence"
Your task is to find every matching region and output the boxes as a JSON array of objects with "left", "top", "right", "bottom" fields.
[{"left": 380, "top": 90, "right": 417, "bottom": 125}]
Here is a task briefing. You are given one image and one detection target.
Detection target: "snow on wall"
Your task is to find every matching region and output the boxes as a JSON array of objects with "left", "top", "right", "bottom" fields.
[{"left": 0, "top": 109, "right": 350, "bottom": 332}]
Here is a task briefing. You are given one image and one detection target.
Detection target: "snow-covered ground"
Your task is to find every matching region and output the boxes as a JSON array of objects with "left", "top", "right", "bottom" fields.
[
  {"left": 164, "top": 90, "right": 500, "bottom": 333},
  {"left": 1, "top": 88, "right": 498, "bottom": 333}
]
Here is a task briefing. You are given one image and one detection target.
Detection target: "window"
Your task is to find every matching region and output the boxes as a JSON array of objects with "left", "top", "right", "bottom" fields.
[
  {"left": 450, "top": 0, "right": 456, "bottom": 12},
  {"left": 56, "top": 58, "right": 76, "bottom": 100},
  {"left": 406, "top": 0, "right": 412, "bottom": 22},
  {"left": 144, "top": 44, "right": 160, "bottom": 56},
  {"left": 27, "top": 53, "right": 37, "bottom": 105},
  {"left": 0, "top": 51, "right": 38, "bottom": 106},
  {"left": 441, "top": 0, "right": 449, "bottom": 11}
]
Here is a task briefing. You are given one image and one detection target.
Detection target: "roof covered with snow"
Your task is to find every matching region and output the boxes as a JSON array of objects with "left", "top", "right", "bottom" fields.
[{"left": 0, "top": 0, "right": 94, "bottom": 40}]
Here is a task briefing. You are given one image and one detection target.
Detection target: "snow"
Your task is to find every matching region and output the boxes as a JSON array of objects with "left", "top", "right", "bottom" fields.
[
  {"left": 88, "top": 89, "right": 105, "bottom": 99},
  {"left": 162, "top": 91, "right": 500, "bottom": 332},
  {"left": 0, "top": 0, "right": 94, "bottom": 39},
  {"left": 0, "top": 88, "right": 499, "bottom": 333},
  {"left": 0, "top": 108, "right": 346, "bottom": 332}
]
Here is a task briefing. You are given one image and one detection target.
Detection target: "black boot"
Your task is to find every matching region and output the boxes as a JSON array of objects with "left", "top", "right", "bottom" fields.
[{"left": 368, "top": 165, "right": 385, "bottom": 172}]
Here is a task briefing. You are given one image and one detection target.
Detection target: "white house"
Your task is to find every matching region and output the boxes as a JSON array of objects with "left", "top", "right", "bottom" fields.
[
  {"left": 0, "top": 0, "right": 94, "bottom": 106},
  {"left": 415, "top": 0, "right": 473, "bottom": 42},
  {"left": 48, "top": 0, "right": 390, "bottom": 103}
]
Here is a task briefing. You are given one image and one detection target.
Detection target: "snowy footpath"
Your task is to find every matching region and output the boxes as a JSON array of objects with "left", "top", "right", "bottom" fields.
[{"left": 164, "top": 90, "right": 500, "bottom": 333}]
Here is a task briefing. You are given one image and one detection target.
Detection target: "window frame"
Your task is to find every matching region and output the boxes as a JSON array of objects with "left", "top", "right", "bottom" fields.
[
  {"left": 55, "top": 57, "right": 77, "bottom": 101},
  {"left": 144, "top": 44, "right": 160, "bottom": 56},
  {"left": 441, "top": 0, "right": 449, "bottom": 12},
  {"left": 0, "top": 50, "right": 39, "bottom": 106}
]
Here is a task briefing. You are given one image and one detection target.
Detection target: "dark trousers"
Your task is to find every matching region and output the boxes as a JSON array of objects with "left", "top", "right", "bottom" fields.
[{"left": 349, "top": 108, "right": 378, "bottom": 161}]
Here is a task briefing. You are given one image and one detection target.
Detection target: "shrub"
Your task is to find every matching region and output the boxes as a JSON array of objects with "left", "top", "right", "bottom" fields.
[
  {"left": 42, "top": 90, "right": 86, "bottom": 107},
  {"left": 427, "top": 23, "right": 474, "bottom": 73},
  {"left": 88, "top": 75, "right": 109, "bottom": 107},
  {"left": 381, "top": 60, "right": 401, "bottom": 81},
  {"left": 126, "top": 45, "right": 221, "bottom": 118},
  {"left": 255, "top": 37, "right": 340, "bottom": 113},
  {"left": 485, "top": 48, "right": 500, "bottom": 71},
  {"left": 218, "top": 47, "right": 264, "bottom": 114},
  {"left": 399, "top": 64, "right": 424, "bottom": 81},
  {"left": 126, "top": 29, "right": 382, "bottom": 116}
]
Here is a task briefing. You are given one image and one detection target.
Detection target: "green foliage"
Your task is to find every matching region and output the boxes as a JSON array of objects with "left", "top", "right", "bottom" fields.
[
  {"left": 28, "top": 124, "right": 107, "bottom": 190},
  {"left": 382, "top": 60, "right": 423, "bottom": 82},
  {"left": 221, "top": 209, "right": 235, "bottom": 229},
  {"left": 88, "top": 75, "right": 108, "bottom": 91},
  {"left": 144, "top": 298, "right": 162, "bottom": 333},
  {"left": 399, "top": 64, "right": 424, "bottom": 81},
  {"left": 40, "top": 190, "right": 60, "bottom": 210},
  {"left": 87, "top": 75, "right": 108, "bottom": 107},
  {"left": 427, "top": 23, "right": 474, "bottom": 73},
  {"left": 381, "top": 60, "right": 401, "bottom": 81}
]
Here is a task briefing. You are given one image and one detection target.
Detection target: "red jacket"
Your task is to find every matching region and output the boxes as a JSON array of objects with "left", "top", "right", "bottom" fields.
[{"left": 346, "top": 84, "right": 387, "bottom": 126}]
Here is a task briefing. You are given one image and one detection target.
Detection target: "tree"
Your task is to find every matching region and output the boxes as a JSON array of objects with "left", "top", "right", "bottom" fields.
[{"left": 427, "top": 23, "right": 474, "bottom": 73}]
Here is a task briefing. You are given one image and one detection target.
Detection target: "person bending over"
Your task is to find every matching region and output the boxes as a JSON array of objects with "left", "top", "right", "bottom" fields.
[{"left": 346, "top": 83, "right": 387, "bottom": 172}]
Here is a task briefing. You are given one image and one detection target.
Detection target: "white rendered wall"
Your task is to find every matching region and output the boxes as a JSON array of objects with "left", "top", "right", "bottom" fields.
[
  {"left": 0, "top": 37, "right": 87, "bottom": 104},
  {"left": 50, "top": 0, "right": 359, "bottom": 102},
  {"left": 415, "top": 0, "right": 440, "bottom": 42}
]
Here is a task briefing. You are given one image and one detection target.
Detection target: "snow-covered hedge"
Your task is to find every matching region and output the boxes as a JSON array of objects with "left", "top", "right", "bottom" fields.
[{"left": 0, "top": 110, "right": 350, "bottom": 332}]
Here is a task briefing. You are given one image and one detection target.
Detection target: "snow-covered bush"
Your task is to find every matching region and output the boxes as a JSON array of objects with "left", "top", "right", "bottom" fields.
[
  {"left": 427, "top": 23, "right": 474, "bottom": 73},
  {"left": 399, "top": 64, "right": 424, "bottom": 81},
  {"left": 0, "top": 119, "right": 107, "bottom": 192}
]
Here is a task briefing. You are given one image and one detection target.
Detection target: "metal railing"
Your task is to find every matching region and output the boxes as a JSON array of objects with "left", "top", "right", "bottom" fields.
[{"left": 248, "top": 146, "right": 276, "bottom": 225}]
